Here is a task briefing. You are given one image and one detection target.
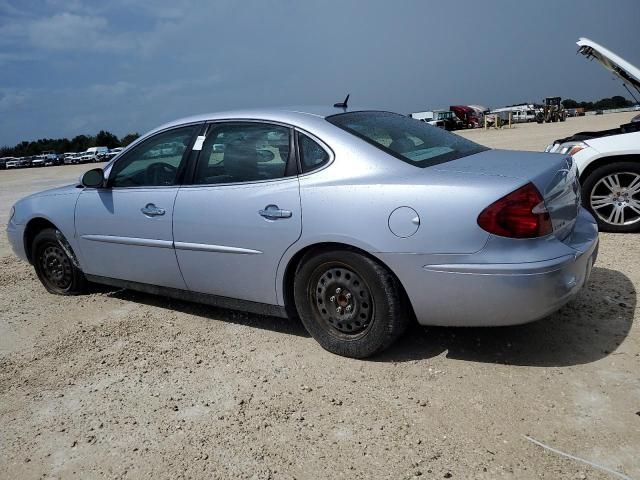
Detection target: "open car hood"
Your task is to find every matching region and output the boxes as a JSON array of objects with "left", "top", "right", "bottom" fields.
[{"left": 577, "top": 37, "right": 640, "bottom": 90}]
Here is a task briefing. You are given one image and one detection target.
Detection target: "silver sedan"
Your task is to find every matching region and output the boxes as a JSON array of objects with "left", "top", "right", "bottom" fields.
[{"left": 6, "top": 107, "right": 599, "bottom": 358}]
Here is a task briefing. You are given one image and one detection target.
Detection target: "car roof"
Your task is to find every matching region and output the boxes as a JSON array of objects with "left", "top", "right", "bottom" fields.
[
  {"left": 105, "top": 106, "right": 395, "bottom": 166},
  {"left": 152, "top": 105, "right": 380, "bottom": 132}
]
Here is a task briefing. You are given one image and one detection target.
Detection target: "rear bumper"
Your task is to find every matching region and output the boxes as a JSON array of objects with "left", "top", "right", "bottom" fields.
[{"left": 380, "top": 209, "right": 599, "bottom": 327}]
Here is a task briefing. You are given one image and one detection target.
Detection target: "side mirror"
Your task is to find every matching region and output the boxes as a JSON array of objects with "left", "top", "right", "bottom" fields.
[{"left": 81, "top": 168, "right": 105, "bottom": 188}]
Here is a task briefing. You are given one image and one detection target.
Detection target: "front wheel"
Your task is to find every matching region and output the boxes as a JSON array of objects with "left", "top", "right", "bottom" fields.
[
  {"left": 33, "top": 228, "right": 88, "bottom": 294},
  {"left": 293, "top": 249, "right": 410, "bottom": 358},
  {"left": 581, "top": 162, "right": 640, "bottom": 233}
]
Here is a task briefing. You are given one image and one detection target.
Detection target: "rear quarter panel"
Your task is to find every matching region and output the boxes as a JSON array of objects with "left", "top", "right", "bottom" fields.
[{"left": 275, "top": 135, "right": 524, "bottom": 304}]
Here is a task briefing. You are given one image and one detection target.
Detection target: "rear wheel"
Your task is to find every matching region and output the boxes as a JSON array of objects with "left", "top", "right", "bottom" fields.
[
  {"left": 293, "top": 249, "right": 410, "bottom": 358},
  {"left": 582, "top": 162, "right": 640, "bottom": 233},
  {"left": 33, "top": 228, "right": 87, "bottom": 294}
]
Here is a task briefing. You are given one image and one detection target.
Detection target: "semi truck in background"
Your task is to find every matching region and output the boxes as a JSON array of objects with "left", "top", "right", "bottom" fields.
[{"left": 449, "top": 105, "right": 481, "bottom": 128}]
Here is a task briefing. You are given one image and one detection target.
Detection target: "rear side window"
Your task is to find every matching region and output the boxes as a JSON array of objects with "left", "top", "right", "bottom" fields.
[
  {"left": 327, "top": 111, "right": 488, "bottom": 168},
  {"left": 298, "top": 133, "right": 329, "bottom": 172},
  {"left": 193, "top": 123, "right": 291, "bottom": 185}
]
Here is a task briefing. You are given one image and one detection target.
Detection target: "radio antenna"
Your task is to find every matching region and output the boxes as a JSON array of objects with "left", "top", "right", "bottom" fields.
[{"left": 333, "top": 94, "right": 350, "bottom": 109}]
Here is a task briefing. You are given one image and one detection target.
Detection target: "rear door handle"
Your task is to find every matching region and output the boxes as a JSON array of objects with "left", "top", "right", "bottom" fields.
[
  {"left": 141, "top": 203, "right": 166, "bottom": 217},
  {"left": 259, "top": 204, "right": 292, "bottom": 220}
]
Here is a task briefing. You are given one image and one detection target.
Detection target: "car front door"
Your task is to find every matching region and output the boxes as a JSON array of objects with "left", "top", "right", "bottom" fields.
[
  {"left": 75, "top": 124, "right": 201, "bottom": 289},
  {"left": 172, "top": 121, "right": 301, "bottom": 305}
]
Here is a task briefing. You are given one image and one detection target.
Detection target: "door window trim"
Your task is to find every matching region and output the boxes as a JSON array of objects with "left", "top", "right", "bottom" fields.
[
  {"left": 105, "top": 122, "right": 204, "bottom": 189},
  {"left": 182, "top": 119, "right": 299, "bottom": 187},
  {"left": 293, "top": 128, "right": 334, "bottom": 176}
]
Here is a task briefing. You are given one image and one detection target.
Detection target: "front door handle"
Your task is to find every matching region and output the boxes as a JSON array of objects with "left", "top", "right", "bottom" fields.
[
  {"left": 141, "top": 203, "right": 166, "bottom": 217},
  {"left": 259, "top": 204, "right": 292, "bottom": 220}
]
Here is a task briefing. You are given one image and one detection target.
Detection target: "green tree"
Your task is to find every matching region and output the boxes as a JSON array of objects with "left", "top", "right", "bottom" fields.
[
  {"left": 70, "top": 135, "right": 91, "bottom": 153},
  {"left": 95, "top": 130, "right": 120, "bottom": 149},
  {"left": 562, "top": 98, "right": 579, "bottom": 109},
  {"left": 120, "top": 132, "right": 140, "bottom": 147}
]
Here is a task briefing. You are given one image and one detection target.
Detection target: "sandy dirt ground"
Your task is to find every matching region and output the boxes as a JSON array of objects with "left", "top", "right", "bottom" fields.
[
  {"left": 0, "top": 113, "right": 638, "bottom": 479},
  {"left": 456, "top": 111, "right": 638, "bottom": 151}
]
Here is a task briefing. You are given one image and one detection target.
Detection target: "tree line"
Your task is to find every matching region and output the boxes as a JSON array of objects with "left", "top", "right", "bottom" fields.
[
  {"left": 0, "top": 130, "right": 140, "bottom": 158},
  {"left": 561, "top": 95, "right": 635, "bottom": 111},
  {"left": 2, "top": 95, "right": 637, "bottom": 158}
]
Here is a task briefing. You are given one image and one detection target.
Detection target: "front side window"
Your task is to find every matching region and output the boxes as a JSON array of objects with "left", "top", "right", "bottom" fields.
[
  {"left": 327, "top": 111, "right": 488, "bottom": 168},
  {"left": 109, "top": 125, "right": 198, "bottom": 187},
  {"left": 298, "top": 133, "right": 329, "bottom": 172},
  {"left": 193, "top": 123, "right": 291, "bottom": 185}
]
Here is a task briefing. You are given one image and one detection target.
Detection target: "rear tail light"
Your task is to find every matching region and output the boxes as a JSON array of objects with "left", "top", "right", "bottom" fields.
[{"left": 478, "top": 182, "right": 552, "bottom": 238}]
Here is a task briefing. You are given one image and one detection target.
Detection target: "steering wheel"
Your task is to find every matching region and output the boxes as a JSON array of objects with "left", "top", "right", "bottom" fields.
[{"left": 145, "top": 162, "right": 177, "bottom": 186}]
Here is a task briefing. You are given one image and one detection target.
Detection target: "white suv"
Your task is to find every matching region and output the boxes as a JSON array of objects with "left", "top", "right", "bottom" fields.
[{"left": 546, "top": 38, "right": 640, "bottom": 233}]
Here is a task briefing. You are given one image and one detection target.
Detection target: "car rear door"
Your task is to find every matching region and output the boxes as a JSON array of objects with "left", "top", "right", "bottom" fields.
[
  {"left": 75, "top": 124, "right": 201, "bottom": 289},
  {"left": 172, "top": 121, "right": 301, "bottom": 305}
]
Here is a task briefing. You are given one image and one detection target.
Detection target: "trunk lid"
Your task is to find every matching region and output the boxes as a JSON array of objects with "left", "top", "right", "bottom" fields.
[{"left": 433, "top": 149, "right": 580, "bottom": 240}]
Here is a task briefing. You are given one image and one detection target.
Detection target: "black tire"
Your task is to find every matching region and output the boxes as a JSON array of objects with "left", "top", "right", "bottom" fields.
[
  {"left": 581, "top": 161, "right": 640, "bottom": 233},
  {"left": 293, "top": 249, "right": 410, "bottom": 358},
  {"left": 32, "top": 228, "right": 88, "bottom": 295}
]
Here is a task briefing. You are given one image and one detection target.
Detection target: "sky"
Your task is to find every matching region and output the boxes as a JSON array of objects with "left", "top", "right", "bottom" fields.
[{"left": 0, "top": 0, "right": 639, "bottom": 146}]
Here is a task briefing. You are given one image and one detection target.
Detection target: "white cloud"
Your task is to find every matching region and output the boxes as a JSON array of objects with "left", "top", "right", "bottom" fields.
[
  {"left": 89, "top": 81, "right": 135, "bottom": 96},
  {"left": 44, "top": 0, "right": 91, "bottom": 12},
  {"left": 0, "top": 0, "right": 30, "bottom": 17},
  {"left": 26, "top": 13, "right": 132, "bottom": 52},
  {"left": 0, "top": 89, "right": 31, "bottom": 111}
]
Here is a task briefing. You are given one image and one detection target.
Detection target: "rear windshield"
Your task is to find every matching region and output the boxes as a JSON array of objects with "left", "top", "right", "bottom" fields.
[{"left": 327, "top": 111, "right": 488, "bottom": 168}]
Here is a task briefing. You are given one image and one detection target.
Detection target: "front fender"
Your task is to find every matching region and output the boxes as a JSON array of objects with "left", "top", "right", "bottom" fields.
[{"left": 13, "top": 187, "right": 85, "bottom": 269}]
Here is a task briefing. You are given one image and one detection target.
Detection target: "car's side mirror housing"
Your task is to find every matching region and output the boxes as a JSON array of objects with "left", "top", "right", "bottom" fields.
[{"left": 81, "top": 168, "right": 106, "bottom": 188}]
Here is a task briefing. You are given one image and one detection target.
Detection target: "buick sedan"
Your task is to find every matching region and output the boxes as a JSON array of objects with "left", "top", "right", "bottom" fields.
[{"left": 6, "top": 107, "right": 599, "bottom": 358}]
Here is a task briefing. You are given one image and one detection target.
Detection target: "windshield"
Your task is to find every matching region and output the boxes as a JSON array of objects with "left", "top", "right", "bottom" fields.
[{"left": 327, "top": 111, "right": 488, "bottom": 168}]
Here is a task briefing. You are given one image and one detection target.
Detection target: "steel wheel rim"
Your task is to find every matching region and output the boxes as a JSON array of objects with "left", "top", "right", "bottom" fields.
[
  {"left": 310, "top": 264, "right": 374, "bottom": 336},
  {"left": 40, "top": 243, "right": 73, "bottom": 290},
  {"left": 590, "top": 172, "right": 640, "bottom": 226}
]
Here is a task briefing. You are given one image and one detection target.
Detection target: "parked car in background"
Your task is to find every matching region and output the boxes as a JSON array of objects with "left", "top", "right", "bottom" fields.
[
  {"left": 409, "top": 111, "right": 446, "bottom": 129},
  {"left": 7, "top": 106, "right": 598, "bottom": 358},
  {"left": 30, "top": 155, "right": 46, "bottom": 167},
  {"left": 78, "top": 151, "right": 100, "bottom": 163},
  {"left": 5, "top": 158, "right": 21, "bottom": 169},
  {"left": 101, "top": 147, "right": 125, "bottom": 161},
  {"left": 18, "top": 157, "right": 33, "bottom": 168},
  {"left": 42, "top": 151, "right": 61, "bottom": 166},
  {"left": 0, "top": 157, "right": 17, "bottom": 169},
  {"left": 491, "top": 105, "right": 537, "bottom": 123},
  {"left": 545, "top": 37, "right": 640, "bottom": 233},
  {"left": 85, "top": 146, "right": 109, "bottom": 156},
  {"left": 410, "top": 110, "right": 459, "bottom": 130},
  {"left": 62, "top": 153, "right": 77, "bottom": 164},
  {"left": 64, "top": 153, "right": 84, "bottom": 164},
  {"left": 434, "top": 109, "right": 462, "bottom": 130}
]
